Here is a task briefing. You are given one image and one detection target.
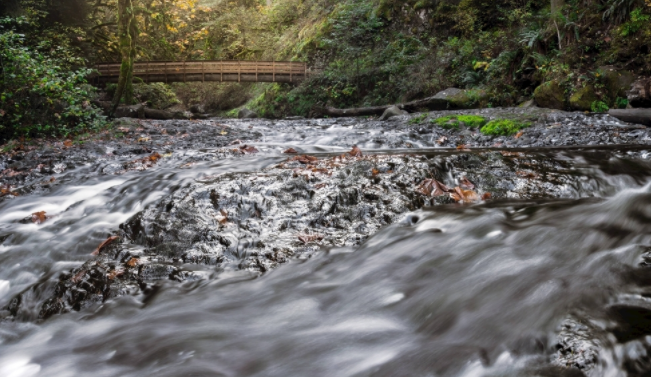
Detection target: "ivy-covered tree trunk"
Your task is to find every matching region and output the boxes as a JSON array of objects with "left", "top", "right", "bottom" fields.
[{"left": 111, "top": 0, "right": 136, "bottom": 114}]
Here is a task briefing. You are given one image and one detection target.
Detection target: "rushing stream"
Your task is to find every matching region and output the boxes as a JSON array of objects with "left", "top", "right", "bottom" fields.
[{"left": 3, "top": 114, "right": 651, "bottom": 376}]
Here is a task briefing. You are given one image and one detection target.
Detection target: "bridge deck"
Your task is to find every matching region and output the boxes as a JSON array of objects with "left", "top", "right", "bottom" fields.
[{"left": 93, "top": 60, "right": 309, "bottom": 84}]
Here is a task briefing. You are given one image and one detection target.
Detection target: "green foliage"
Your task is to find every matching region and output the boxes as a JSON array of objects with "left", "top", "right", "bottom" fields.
[
  {"left": 480, "top": 119, "right": 529, "bottom": 136},
  {"left": 590, "top": 100, "right": 609, "bottom": 113},
  {"left": 615, "top": 96, "right": 629, "bottom": 109},
  {"left": 0, "top": 18, "right": 105, "bottom": 141},
  {"left": 432, "top": 116, "right": 461, "bottom": 129},
  {"left": 620, "top": 8, "right": 650, "bottom": 36},
  {"left": 132, "top": 83, "right": 180, "bottom": 109},
  {"left": 457, "top": 115, "right": 487, "bottom": 128},
  {"left": 408, "top": 113, "right": 427, "bottom": 124}
]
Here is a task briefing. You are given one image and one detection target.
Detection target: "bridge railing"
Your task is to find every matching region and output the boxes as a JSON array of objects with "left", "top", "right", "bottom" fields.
[{"left": 93, "top": 60, "right": 309, "bottom": 84}]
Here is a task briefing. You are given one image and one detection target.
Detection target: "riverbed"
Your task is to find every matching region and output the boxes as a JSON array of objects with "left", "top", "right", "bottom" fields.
[{"left": 2, "top": 109, "right": 651, "bottom": 376}]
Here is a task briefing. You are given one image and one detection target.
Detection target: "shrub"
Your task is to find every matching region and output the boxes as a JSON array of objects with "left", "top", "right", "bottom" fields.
[
  {"left": 480, "top": 119, "right": 529, "bottom": 136},
  {"left": 591, "top": 100, "right": 609, "bottom": 113},
  {"left": 0, "top": 21, "right": 105, "bottom": 141}
]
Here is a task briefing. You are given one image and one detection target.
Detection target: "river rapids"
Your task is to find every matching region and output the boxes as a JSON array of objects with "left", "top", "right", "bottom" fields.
[{"left": 2, "top": 110, "right": 651, "bottom": 376}]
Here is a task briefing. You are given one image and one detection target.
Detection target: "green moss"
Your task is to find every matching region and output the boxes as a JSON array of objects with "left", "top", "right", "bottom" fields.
[
  {"left": 432, "top": 116, "right": 461, "bottom": 129},
  {"left": 431, "top": 115, "right": 487, "bottom": 129},
  {"left": 480, "top": 119, "right": 529, "bottom": 136},
  {"left": 569, "top": 85, "right": 599, "bottom": 111},
  {"left": 456, "top": 115, "right": 487, "bottom": 128},
  {"left": 408, "top": 113, "right": 428, "bottom": 124}
]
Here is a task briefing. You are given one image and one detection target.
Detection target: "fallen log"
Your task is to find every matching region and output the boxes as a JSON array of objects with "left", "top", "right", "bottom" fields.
[
  {"left": 322, "top": 95, "right": 451, "bottom": 118},
  {"left": 608, "top": 109, "right": 651, "bottom": 127}
]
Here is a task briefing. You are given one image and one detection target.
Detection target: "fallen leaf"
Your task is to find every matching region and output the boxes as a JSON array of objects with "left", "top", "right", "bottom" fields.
[
  {"left": 71, "top": 269, "right": 87, "bottom": 283},
  {"left": 456, "top": 144, "right": 470, "bottom": 151},
  {"left": 283, "top": 148, "right": 298, "bottom": 154},
  {"left": 450, "top": 187, "right": 480, "bottom": 203},
  {"left": 436, "top": 136, "right": 448, "bottom": 145},
  {"left": 240, "top": 145, "right": 259, "bottom": 154},
  {"left": 514, "top": 131, "right": 524, "bottom": 139},
  {"left": 372, "top": 168, "right": 380, "bottom": 176},
  {"left": 290, "top": 155, "right": 318, "bottom": 164},
  {"left": 349, "top": 145, "right": 363, "bottom": 157},
  {"left": 117, "top": 126, "right": 131, "bottom": 133},
  {"left": 219, "top": 209, "right": 229, "bottom": 224},
  {"left": 49, "top": 177, "right": 56, "bottom": 183},
  {"left": 459, "top": 176, "right": 475, "bottom": 190},
  {"left": 220, "top": 129, "right": 228, "bottom": 135},
  {"left": 107, "top": 267, "right": 125, "bottom": 280},
  {"left": 63, "top": 140, "right": 73, "bottom": 147},
  {"left": 148, "top": 152, "right": 161, "bottom": 162},
  {"left": 516, "top": 171, "right": 537, "bottom": 179},
  {"left": 298, "top": 233, "right": 324, "bottom": 244},
  {"left": 31, "top": 211, "right": 47, "bottom": 224},
  {"left": 137, "top": 137, "right": 150, "bottom": 143},
  {"left": 230, "top": 139, "right": 243, "bottom": 145},
  {"left": 126, "top": 257, "right": 140, "bottom": 267},
  {"left": 482, "top": 192, "right": 492, "bottom": 200},
  {"left": 416, "top": 179, "right": 452, "bottom": 197},
  {"left": 91, "top": 235, "right": 119, "bottom": 256}
]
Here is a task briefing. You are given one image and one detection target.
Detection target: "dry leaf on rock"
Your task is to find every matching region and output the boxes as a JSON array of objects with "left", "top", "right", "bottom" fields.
[
  {"left": 290, "top": 155, "right": 318, "bottom": 164},
  {"left": 283, "top": 148, "right": 298, "bottom": 154},
  {"left": 515, "top": 131, "right": 524, "bottom": 139},
  {"left": 126, "top": 258, "right": 140, "bottom": 267},
  {"left": 450, "top": 187, "right": 480, "bottom": 203},
  {"left": 31, "top": 211, "right": 47, "bottom": 224},
  {"left": 63, "top": 140, "right": 73, "bottom": 148},
  {"left": 482, "top": 192, "right": 492, "bottom": 200},
  {"left": 349, "top": 145, "right": 363, "bottom": 157},
  {"left": 91, "top": 235, "right": 119, "bottom": 256},
  {"left": 240, "top": 145, "right": 259, "bottom": 154},
  {"left": 416, "top": 179, "right": 452, "bottom": 197},
  {"left": 459, "top": 176, "right": 475, "bottom": 190},
  {"left": 298, "top": 233, "right": 324, "bottom": 244}
]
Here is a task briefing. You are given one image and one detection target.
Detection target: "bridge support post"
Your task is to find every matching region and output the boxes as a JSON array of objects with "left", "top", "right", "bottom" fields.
[
  {"left": 273, "top": 60, "right": 275, "bottom": 82},
  {"left": 238, "top": 61, "right": 241, "bottom": 83}
]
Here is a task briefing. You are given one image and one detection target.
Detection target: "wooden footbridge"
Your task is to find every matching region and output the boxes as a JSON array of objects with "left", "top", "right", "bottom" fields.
[{"left": 92, "top": 60, "right": 309, "bottom": 85}]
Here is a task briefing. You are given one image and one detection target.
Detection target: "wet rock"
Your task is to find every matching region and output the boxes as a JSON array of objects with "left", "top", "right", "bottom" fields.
[
  {"left": 189, "top": 104, "right": 206, "bottom": 114},
  {"left": 114, "top": 105, "right": 145, "bottom": 119},
  {"left": 433, "top": 88, "right": 488, "bottom": 109},
  {"left": 238, "top": 108, "right": 258, "bottom": 119},
  {"left": 600, "top": 66, "right": 635, "bottom": 101},
  {"left": 518, "top": 99, "right": 536, "bottom": 108},
  {"left": 628, "top": 77, "right": 651, "bottom": 108},
  {"left": 534, "top": 80, "right": 565, "bottom": 110},
  {"left": 379, "top": 105, "right": 408, "bottom": 121},
  {"left": 569, "top": 85, "right": 599, "bottom": 111}
]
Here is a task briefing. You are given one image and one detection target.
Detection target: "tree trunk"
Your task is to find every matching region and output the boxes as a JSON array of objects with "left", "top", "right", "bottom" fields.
[{"left": 111, "top": 0, "right": 136, "bottom": 115}]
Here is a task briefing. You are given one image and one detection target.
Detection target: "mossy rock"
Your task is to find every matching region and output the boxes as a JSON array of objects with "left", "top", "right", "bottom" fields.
[
  {"left": 569, "top": 85, "right": 599, "bottom": 111},
  {"left": 433, "top": 88, "right": 489, "bottom": 109},
  {"left": 533, "top": 81, "right": 565, "bottom": 110},
  {"left": 133, "top": 83, "right": 180, "bottom": 110},
  {"left": 599, "top": 66, "right": 635, "bottom": 102}
]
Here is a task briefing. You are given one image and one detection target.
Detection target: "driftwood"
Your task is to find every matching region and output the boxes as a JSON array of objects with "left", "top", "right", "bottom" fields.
[
  {"left": 608, "top": 109, "right": 651, "bottom": 127},
  {"left": 322, "top": 95, "right": 450, "bottom": 118}
]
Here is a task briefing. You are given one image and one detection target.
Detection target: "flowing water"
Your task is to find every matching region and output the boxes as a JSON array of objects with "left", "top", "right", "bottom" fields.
[{"left": 3, "top": 117, "right": 651, "bottom": 376}]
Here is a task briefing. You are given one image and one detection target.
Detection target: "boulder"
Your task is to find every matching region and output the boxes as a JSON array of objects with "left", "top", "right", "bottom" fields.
[
  {"left": 379, "top": 105, "right": 408, "bottom": 121},
  {"left": 628, "top": 77, "right": 651, "bottom": 108},
  {"left": 569, "top": 85, "right": 599, "bottom": 111},
  {"left": 600, "top": 66, "right": 635, "bottom": 101},
  {"left": 238, "top": 108, "right": 258, "bottom": 119},
  {"left": 189, "top": 104, "right": 206, "bottom": 114},
  {"left": 534, "top": 81, "right": 565, "bottom": 110}
]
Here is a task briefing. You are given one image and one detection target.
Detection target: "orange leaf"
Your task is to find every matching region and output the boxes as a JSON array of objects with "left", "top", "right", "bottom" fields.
[
  {"left": 126, "top": 257, "right": 140, "bottom": 267},
  {"left": 482, "top": 192, "right": 492, "bottom": 200},
  {"left": 240, "top": 145, "right": 259, "bottom": 154},
  {"left": 514, "top": 131, "right": 524, "bottom": 139},
  {"left": 63, "top": 140, "right": 73, "bottom": 147},
  {"left": 456, "top": 144, "right": 470, "bottom": 151},
  {"left": 450, "top": 187, "right": 480, "bottom": 203},
  {"left": 459, "top": 176, "right": 475, "bottom": 190},
  {"left": 148, "top": 152, "right": 161, "bottom": 162},
  {"left": 91, "top": 235, "right": 119, "bottom": 256},
  {"left": 31, "top": 211, "right": 47, "bottom": 224},
  {"left": 349, "top": 145, "right": 363, "bottom": 157},
  {"left": 283, "top": 148, "right": 298, "bottom": 154},
  {"left": 372, "top": 168, "right": 380, "bottom": 176},
  {"left": 289, "top": 155, "right": 318, "bottom": 164}
]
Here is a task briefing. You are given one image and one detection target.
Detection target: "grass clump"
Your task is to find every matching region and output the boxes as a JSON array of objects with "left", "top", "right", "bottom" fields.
[
  {"left": 431, "top": 115, "right": 487, "bottom": 129},
  {"left": 480, "top": 119, "right": 529, "bottom": 136}
]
